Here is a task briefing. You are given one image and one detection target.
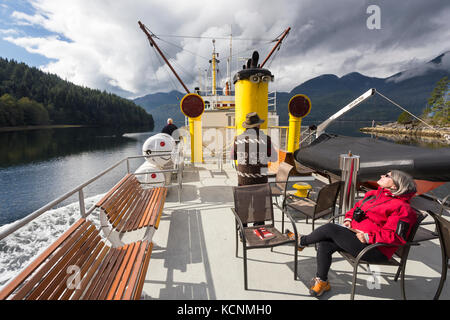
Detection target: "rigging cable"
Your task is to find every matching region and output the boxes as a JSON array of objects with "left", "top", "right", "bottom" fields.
[{"left": 375, "top": 91, "right": 435, "bottom": 130}]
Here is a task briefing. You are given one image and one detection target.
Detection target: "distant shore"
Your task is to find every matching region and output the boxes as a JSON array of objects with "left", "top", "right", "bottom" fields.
[
  {"left": 0, "top": 125, "right": 88, "bottom": 132},
  {"left": 360, "top": 122, "right": 450, "bottom": 142}
]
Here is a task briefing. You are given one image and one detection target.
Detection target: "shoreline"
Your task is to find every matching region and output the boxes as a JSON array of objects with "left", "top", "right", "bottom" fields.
[
  {"left": 0, "top": 125, "right": 88, "bottom": 132},
  {"left": 360, "top": 122, "right": 450, "bottom": 142}
]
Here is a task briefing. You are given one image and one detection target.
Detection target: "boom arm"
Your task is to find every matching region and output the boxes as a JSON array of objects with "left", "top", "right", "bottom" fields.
[
  {"left": 138, "top": 21, "right": 190, "bottom": 94},
  {"left": 316, "top": 88, "right": 376, "bottom": 137}
]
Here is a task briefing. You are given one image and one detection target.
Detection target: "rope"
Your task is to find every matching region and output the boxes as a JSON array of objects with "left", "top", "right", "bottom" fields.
[{"left": 375, "top": 91, "right": 436, "bottom": 131}]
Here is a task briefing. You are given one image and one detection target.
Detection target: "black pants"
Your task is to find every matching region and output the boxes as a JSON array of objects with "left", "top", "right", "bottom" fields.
[{"left": 300, "top": 223, "right": 388, "bottom": 281}]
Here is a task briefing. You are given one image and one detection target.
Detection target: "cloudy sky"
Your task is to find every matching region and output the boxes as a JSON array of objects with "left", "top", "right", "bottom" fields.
[{"left": 1, "top": 0, "right": 449, "bottom": 99}]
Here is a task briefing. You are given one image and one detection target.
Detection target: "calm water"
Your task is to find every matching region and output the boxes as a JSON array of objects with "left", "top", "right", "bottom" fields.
[
  {"left": 0, "top": 121, "right": 448, "bottom": 226},
  {"left": 0, "top": 127, "right": 155, "bottom": 226}
]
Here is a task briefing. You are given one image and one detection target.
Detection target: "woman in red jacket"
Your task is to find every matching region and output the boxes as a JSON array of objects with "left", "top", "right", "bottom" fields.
[{"left": 288, "top": 170, "right": 417, "bottom": 297}]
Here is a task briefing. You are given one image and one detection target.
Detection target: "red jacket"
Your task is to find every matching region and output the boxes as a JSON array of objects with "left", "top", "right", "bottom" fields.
[{"left": 344, "top": 187, "right": 417, "bottom": 259}]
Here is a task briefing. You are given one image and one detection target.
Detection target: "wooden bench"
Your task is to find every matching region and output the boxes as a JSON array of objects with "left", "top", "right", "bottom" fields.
[
  {"left": 0, "top": 219, "right": 152, "bottom": 300},
  {"left": 96, "top": 174, "right": 167, "bottom": 239}
]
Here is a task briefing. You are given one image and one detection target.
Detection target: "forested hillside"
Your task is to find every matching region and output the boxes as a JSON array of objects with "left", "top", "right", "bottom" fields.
[{"left": 0, "top": 58, "right": 154, "bottom": 128}]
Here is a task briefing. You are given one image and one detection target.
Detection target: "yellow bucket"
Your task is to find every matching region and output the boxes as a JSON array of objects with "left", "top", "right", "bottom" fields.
[{"left": 292, "top": 182, "right": 312, "bottom": 197}]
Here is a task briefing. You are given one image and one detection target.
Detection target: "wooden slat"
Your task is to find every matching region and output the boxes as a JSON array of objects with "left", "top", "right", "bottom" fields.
[
  {"left": 46, "top": 233, "right": 102, "bottom": 300},
  {"left": 133, "top": 242, "right": 153, "bottom": 300},
  {"left": 12, "top": 220, "right": 91, "bottom": 300},
  {"left": 81, "top": 247, "right": 117, "bottom": 300},
  {"left": 69, "top": 243, "right": 109, "bottom": 300},
  {"left": 125, "top": 188, "right": 152, "bottom": 232},
  {"left": 89, "top": 247, "right": 123, "bottom": 300},
  {"left": 0, "top": 218, "right": 86, "bottom": 300},
  {"left": 111, "top": 187, "right": 141, "bottom": 228},
  {"left": 108, "top": 180, "right": 140, "bottom": 225},
  {"left": 60, "top": 240, "right": 106, "bottom": 300},
  {"left": 97, "top": 245, "right": 129, "bottom": 300},
  {"left": 115, "top": 187, "right": 145, "bottom": 232},
  {"left": 123, "top": 241, "right": 149, "bottom": 300},
  {"left": 96, "top": 174, "right": 132, "bottom": 208},
  {"left": 140, "top": 188, "right": 160, "bottom": 228},
  {"left": 104, "top": 179, "right": 137, "bottom": 220},
  {"left": 105, "top": 243, "right": 135, "bottom": 300},
  {"left": 152, "top": 188, "right": 167, "bottom": 229},
  {"left": 26, "top": 225, "right": 97, "bottom": 300},
  {"left": 102, "top": 176, "right": 137, "bottom": 213},
  {"left": 113, "top": 241, "right": 141, "bottom": 300}
]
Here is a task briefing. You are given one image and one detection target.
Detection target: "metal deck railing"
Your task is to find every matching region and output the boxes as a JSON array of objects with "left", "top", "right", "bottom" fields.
[{"left": 0, "top": 147, "right": 185, "bottom": 242}]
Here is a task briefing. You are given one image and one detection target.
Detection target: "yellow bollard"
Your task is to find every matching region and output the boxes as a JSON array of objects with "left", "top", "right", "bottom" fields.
[
  {"left": 180, "top": 93, "right": 205, "bottom": 164},
  {"left": 286, "top": 94, "right": 312, "bottom": 153}
]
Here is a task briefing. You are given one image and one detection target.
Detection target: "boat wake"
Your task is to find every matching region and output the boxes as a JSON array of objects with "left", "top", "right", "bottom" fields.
[{"left": 0, "top": 194, "right": 104, "bottom": 290}]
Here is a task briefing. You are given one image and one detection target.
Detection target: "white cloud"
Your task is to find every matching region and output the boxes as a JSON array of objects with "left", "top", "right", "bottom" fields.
[{"left": 3, "top": 0, "right": 450, "bottom": 98}]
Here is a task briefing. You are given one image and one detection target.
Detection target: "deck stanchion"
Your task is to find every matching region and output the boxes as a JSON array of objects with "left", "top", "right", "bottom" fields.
[{"left": 78, "top": 189, "right": 86, "bottom": 217}]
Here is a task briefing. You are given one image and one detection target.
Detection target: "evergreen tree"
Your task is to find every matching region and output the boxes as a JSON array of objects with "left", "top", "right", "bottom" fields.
[
  {"left": 425, "top": 77, "right": 450, "bottom": 125},
  {"left": 0, "top": 57, "right": 154, "bottom": 128}
]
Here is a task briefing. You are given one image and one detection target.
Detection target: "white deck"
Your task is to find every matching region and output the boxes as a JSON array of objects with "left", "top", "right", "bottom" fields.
[{"left": 138, "top": 161, "right": 449, "bottom": 300}]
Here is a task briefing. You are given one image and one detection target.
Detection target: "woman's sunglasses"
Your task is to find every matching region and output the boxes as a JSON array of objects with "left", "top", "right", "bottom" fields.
[{"left": 383, "top": 173, "right": 392, "bottom": 178}]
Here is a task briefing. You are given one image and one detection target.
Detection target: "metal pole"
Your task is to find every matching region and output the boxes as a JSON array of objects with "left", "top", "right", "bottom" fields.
[
  {"left": 138, "top": 21, "right": 190, "bottom": 94},
  {"left": 79, "top": 189, "right": 86, "bottom": 217},
  {"left": 339, "top": 152, "right": 360, "bottom": 223},
  {"left": 260, "top": 27, "right": 291, "bottom": 68}
]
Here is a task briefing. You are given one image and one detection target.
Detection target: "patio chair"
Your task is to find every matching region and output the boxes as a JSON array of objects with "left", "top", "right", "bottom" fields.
[
  {"left": 331, "top": 209, "right": 426, "bottom": 300},
  {"left": 231, "top": 183, "right": 299, "bottom": 290},
  {"left": 269, "top": 162, "right": 294, "bottom": 212},
  {"left": 284, "top": 181, "right": 342, "bottom": 232},
  {"left": 426, "top": 210, "right": 450, "bottom": 300}
]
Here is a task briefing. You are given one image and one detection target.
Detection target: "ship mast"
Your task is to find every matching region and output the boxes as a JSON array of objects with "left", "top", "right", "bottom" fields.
[
  {"left": 260, "top": 27, "right": 291, "bottom": 68},
  {"left": 138, "top": 21, "right": 190, "bottom": 94},
  {"left": 211, "top": 39, "right": 219, "bottom": 96}
]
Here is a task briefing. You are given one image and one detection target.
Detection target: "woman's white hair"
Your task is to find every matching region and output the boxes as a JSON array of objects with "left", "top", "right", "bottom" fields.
[
  {"left": 390, "top": 170, "right": 417, "bottom": 196},
  {"left": 167, "top": 118, "right": 173, "bottom": 124}
]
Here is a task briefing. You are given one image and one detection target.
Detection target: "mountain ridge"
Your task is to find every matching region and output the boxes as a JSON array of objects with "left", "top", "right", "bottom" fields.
[{"left": 134, "top": 52, "right": 450, "bottom": 128}]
